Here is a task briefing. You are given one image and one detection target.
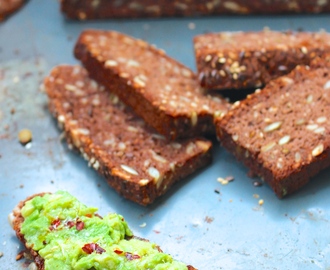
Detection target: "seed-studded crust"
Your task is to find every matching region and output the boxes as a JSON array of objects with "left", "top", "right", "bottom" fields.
[
  {"left": 45, "top": 65, "right": 212, "bottom": 206},
  {"left": 194, "top": 30, "right": 330, "bottom": 90},
  {"left": 60, "top": 0, "right": 330, "bottom": 20},
  {"left": 0, "top": 0, "right": 25, "bottom": 21},
  {"left": 74, "top": 29, "right": 230, "bottom": 140},
  {"left": 10, "top": 193, "right": 197, "bottom": 270},
  {"left": 9, "top": 193, "right": 48, "bottom": 270},
  {"left": 215, "top": 60, "right": 330, "bottom": 198}
]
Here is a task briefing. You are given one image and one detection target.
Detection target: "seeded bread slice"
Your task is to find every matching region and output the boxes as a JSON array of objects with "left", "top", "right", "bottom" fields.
[
  {"left": 60, "top": 0, "right": 330, "bottom": 20},
  {"left": 194, "top": 30, "right": 330, "bottom": 90},
  {"left": 45, "top": 65, "right": 212, "bottom": 205},
  {"left": 74, "top": 29, "right": 230, "bottom": 140},
  {"left": 0, "top": 0, "right": 25, "bottom": 21},
  {"left": 9, "top": 192, "right": 197, "bottom": 270},
  {"left": 215, "top": 60, "right": 330, "bottom": 197}
]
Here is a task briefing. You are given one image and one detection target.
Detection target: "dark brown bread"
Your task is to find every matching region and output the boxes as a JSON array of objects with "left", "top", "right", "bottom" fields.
[
  {"left": 60, "top": 0, "right": 330, "bottom": 20},
  {"left": 0, "top": 0, "right": 25, "bottom": 21},
  {"left": 9, "top": 193, "right": 197, "bottom": 270},
  {"left": 215, "top": 60, "right": 330, "bottom": 198},
  {"left": 45, "top": 65, "right": 212, "bottom": 205},
  {"left": 194, "top": 30, "right": 330, "bottom": 90},
  {"left": 74, "top": 29, "right": 230, "bottom": 140}
]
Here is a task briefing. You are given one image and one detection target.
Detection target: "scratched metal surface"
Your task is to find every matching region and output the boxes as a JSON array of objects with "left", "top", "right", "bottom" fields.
[{"left": 1, "top": 1, "right": 330, "bottom": 269}]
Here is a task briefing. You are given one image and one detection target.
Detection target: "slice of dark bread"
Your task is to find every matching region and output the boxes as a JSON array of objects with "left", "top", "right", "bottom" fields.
[
  {"left": 60, "top": 0, "right": 330, "bottom": 20},
  {"left": 9, "top": 192, "right": 197, "bottom": 270},
  {"left": 194, "top": 30, "right": 330, "bottom": 90},
  {"left": 0, "top": 0, "right": 26, "bottom": 21},
  {"left": 45, "top": 65, "right": 212, "bottom": 205},
  {"left": 215, "top": 59, "right": 330, "bottom": 197},
  {"left": 74, "top": 29, "right": 230, "bottom": 140}
]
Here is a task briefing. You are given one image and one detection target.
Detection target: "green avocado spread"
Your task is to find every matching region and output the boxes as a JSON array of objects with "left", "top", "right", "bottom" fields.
[{"left": 20, "top": 191, "right": 188, "bottom": 270}]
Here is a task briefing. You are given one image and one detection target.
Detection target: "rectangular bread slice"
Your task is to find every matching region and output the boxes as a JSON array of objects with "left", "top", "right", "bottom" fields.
[
  {"left": 9, "top": 191, "right": 196, "bottom": 270},
  {"left": 45, "top": 65, "right": 212, "bottom": 205},
  {"left": 60, "top": 0, "right": 330, "bottom": 20},
  {"left": 194, "top": 30, "right": 330, "bottom": 90},
  {"left": 215, "top": 59, "right": 330, "bottom": 198},
  {"left": 74, "top": 29, "right": 230, "bottom": 140}
]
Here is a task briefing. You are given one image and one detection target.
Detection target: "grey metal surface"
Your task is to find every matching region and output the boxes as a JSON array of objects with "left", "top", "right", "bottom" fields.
[{"left": 1, "top": 1, "right": 330, "bottom": 269}]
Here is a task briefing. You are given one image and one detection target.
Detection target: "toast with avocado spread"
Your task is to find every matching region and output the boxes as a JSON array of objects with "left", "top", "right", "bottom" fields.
[{"left": 9, "top": 191, "right": 196, "bottom": 270}]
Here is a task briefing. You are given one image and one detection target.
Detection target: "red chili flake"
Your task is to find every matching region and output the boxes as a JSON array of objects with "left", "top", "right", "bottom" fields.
[
  {"left": 49, "top": 218, "right": 61, "bottom": 231},
  {"left": 82, "top": 243, "right": 106, "bottom": 254},
  {"left": 85, "top": 213, "right": 92, "bottom": 218},
  {"left": 76, "top": 220, "right": 85, "bottom": 231},
  {"left": 113, "top": 248, "right": 123, "bottom": 255},
  {"left": 66, "top": 220, "right": 75, "bottom": 228},
  {"left": 125, "top": 252, "right": 141, "bottom": 260}
]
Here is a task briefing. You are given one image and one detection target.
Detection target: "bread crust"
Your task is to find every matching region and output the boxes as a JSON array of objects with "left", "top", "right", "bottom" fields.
[{"left": 60, "top": 0, "right": 330, "bottom": 20}]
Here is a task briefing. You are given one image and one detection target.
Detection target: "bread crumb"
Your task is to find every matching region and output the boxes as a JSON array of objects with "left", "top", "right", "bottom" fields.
[
  {"left": 139, "top": 222, "right": 147, "bottom": 228},
  {"left": 18, "top": 129, "right": 32, "bottom": 145},
  {"left": 253, "top": 194, "right": 260, "bottom": 199},
  {"left": 0, "top": 251, "right": 3, "bottom": 258},
  {"left": 188, "top": 22, "right": 196, "bottom": 30},
  {"left": 259, "top": 199, "right": 264, "bottom": 206}
]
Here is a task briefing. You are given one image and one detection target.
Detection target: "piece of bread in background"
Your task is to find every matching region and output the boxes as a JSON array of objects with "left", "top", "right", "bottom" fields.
[
  {"left": 60, "top": 0, "right": 330, "bottom": 20},
  {"left": 194, "top": 30, "right": 330, "bottom": 90}
]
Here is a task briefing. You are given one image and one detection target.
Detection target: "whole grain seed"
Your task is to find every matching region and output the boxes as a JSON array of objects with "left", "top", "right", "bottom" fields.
[
  {"left": 186, "top": 142, "right": 196, "bottom": 155},
  {"left": 295, "top": 119, "right": 305, "bottom": 126},
  {"left": 295, "top": 152, "right": 302, "bottom": 163},
  {"left": 93, "top": 161, "right": 100, "bottom": 170},
  {"left": 261, "top": 141, "right": 276, "bottom": 152},
  {"left": 314, "top": 127, "right": 326, "bottom": 134},
  {"left": 104, "top": 60, "right": 118, "bottom": 67},
  {"left": 120, "top": 164, "right": 139, "bottom": 175},
  {"left": 205, "top": 55, "right": 212, "bottom": 62},
  {"left": 139, "top": 179, "right": 149, "bottom": 186},
  {"left": 148, "top": 167, "right": 160, "bottom": 180},
  {"left": 127, "top": 60, "right": 140, "bottom": 67},
  {"left": 232, "top": 134, "right": 239, "bottom": 141},
  {"left": 77, "top": 128, "right": 90, "bottom": 135},
  {"left": 316, "top": 116, "right": 327, "bottom": 123},
  {"left": 312, "top": 144, "right": 324, "bottom": 157},
  {"left": 150, "top": 150, "right": 167, "bottom": 163},
  {"left": 323, "top": 80, "right": 330, "bottom": 89},
  {"left": 264, "top": 121, "right": 282, "bottom": 132},
  {"left": 306, "top": 94, "right": 313, "bottom": 103},
  {"left": 133, "top": 76, "right": 146, "bottom": 87},
  {"left": 278, "top": 135, "right": 290, "bottom": 145},
  {"left": 191, "top": 112, "right": 198, "bottom": 126},
  {"left": 301, "top": 46, "right": 308, "bottom": 54},
  {"left": 18, "top": 129, "right": 32, "bottom": 145},
  {"left": 306, "top": 124, "right": 318, "bottom": 131}
]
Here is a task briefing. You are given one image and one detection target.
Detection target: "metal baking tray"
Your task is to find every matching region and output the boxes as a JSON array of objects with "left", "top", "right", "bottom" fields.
[{"left": 1, "top": 1, "right": 330, "bottom": 269}]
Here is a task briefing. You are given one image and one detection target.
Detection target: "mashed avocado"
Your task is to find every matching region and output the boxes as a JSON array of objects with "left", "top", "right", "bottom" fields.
[{"left": 20, "top": 191, "right": 188, "bottom": 270}]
